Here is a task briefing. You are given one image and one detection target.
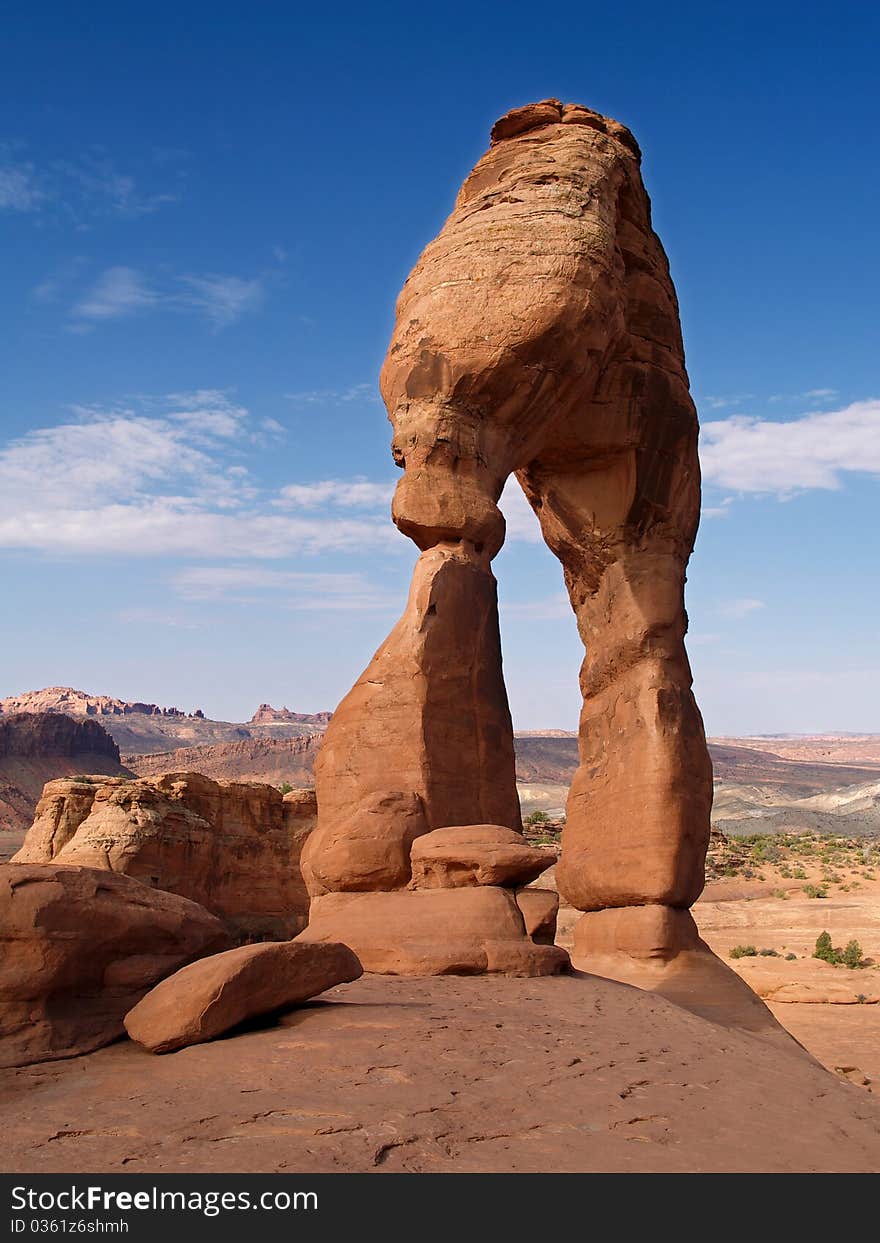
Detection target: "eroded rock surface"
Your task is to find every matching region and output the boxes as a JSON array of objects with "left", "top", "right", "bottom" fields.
[
  {"left": 13, "top": 775, "right": 316, "bottom": 938},
  {"left": 124, "top": 940, "right": 362, "bottom": 1054},
  {"left": 0, "top": 863, "right": 229, "bottom": 1068},
  {"left": 307, "top": 98, "right": 713, "bottom": 970},
  {"left": 409, "top": 825, "right": 553, "bottom": 890}
]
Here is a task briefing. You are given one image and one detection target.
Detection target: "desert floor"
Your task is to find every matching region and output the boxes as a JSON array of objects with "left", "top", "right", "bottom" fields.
[{"left": 2, "top": 972, "right": 879, "bottom": 1174}]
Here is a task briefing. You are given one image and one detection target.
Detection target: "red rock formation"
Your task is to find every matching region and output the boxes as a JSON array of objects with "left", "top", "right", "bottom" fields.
[
  {"left": 13, "top": 775, "right": 316, "bottom": 938},
  {"left": 0, "top": 863, "right": 229, "bottom": 1067},
  {"left": 124, "top": 941, "right": 362, "bottom": 1054},
  {"left": 0, "top": 713, "right": 131, "bottom": 841},
  {"left": 308, "top": 99, "right": 712, "bottom": 973}
]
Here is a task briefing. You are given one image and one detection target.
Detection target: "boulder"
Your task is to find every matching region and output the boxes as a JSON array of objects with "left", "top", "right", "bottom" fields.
[
  {"left": 13, "top": 773, "right": 314, "bottom": 938},
  {"left": 297, "top": 888, "right": 569, "bottom": 977},
  {"left": 0, "top": 863, "right": 230, "bottom": 1068},
  {"left": 409, "top": 824, "right": 553, "bottom": 889},
  {"left": 513, "top": 888, "right": 559, "bottom": 944},
  {"left": 124, "top": 940, "right": 362, "bottom": 1054}
]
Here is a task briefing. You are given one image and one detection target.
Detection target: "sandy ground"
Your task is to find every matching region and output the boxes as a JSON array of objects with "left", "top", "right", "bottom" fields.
[{"left": 2, "top": 972, "right": 879, "bottom": 1174}]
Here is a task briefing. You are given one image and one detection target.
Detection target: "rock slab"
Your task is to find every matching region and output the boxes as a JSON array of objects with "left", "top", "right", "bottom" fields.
[
  {"left": 124, "top": 940, "right": 363, "bottom": 1054},
  {"left": 409, "top": 824, "right": 553, "bottom": 889},
  {"left": 0, "top": 863, "right": 230, "bottom": 1068}
]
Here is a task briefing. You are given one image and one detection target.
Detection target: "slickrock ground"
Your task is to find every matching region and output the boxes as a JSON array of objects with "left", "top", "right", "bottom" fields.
[
  {"left": 539, "top": 832, "right": 880, "bottom": 1088},
  {"left": 2, "top": 973, "right": 878, "bottom": 1173}
]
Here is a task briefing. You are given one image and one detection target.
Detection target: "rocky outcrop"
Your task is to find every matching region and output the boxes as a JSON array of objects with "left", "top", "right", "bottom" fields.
[
  {"left": 124, "top": 941, "right": 362, "bottom": 1054},
  {"left": 13, "top": 775, "right": 317, "bottom": 938},
  {"left": 298, "top": 888, "right": 568, "bottom": 977},
  {"left": 306, "top": 99, "right": 712, "bottom": 973},
  {"left": 0, "top": 688, "right": 328, "bottom": 755},
  {"left": 409, "top": 825, "right": 553, "bottom": 889},
  {"left": 0, "top": 713, "right": 131, "bottom": 840},
  {"left": 249, "top": 704, "right": 333, "bottom": 726},
  {"left": 0, "top": 863, "right": 229, "bottom": 1067},
  {"left": 126, "top": 735, "right": 322, "bottom": 785}
]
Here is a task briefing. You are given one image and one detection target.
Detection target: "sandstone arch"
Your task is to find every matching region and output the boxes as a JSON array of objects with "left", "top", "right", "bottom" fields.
[{"left": 299, "top": 100, "right": 713, "bottom": 975}]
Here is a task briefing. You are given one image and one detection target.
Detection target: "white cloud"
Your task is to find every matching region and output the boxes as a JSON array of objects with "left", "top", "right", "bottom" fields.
[
  {"left": 700, "top": 399, "right": 880, "bottom": 495},
  {"left": 57, "top": 154, "right": 177, "bottom": 218},
  {"left": 501, "top": 593, "right": 572, "bottom": 621},
  {"left": 0, "top": 162, "right": 45, "bottom": 211},
  {"left": 173, "top": 566, "right": 395, "bottom": 610},
  {"left": 499, "top": 477, "right": 543, "bottom": 543},
  {"left": 71, "top": 267, "right": 157, "bottom": 323},
  {"left": 285, "top": 383, "right": 380, "bottom": 405},
  {"left": 715, "top": 598, "right": 765, "bottom": 619},
  {"left": 0, "top": 394, "right": 397, "bottom": 559},
  {"left": 176, "top": 274, "right": 264, "bottom": 329},
  {"left": 276, "top": 478, "right": 395, "bottom": 509},
  {"left": 68, "top": 268, "right": 266, "bottom": 331}
]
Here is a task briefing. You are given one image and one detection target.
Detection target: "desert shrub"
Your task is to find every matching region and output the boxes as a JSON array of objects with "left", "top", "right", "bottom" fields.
[
  {"left": 791, "top": 866, "right": 807, "bottom": 879},
  {"left": 729, "top": 944, "right": 758, "bottom": 959},
  {"left": 759, "top": 948, "right": 779, "bottom": 957},
  {"left": 278, "top": 782, "right": 294, "bottom": 795},
  {"left": 842, "top": 939, "right": 865, "bottom": 969},
  {"left": 813, "top": 931, "right": 842, "bottom": 964},
  {"left": 785, "top": 952, "right": 797, "bottom": 961},
  {"left": 71, "top": 774, "right": 92, "bottom": 784},
  {"left": 772, "top": 888, "right": 789, "bottom": 899},
  {"left": 525, "top": 810, "right": 550, "bottom": 826},
  {"left": 752, "top": 842, "right": 781, "bottom": 863},
  {"left": 804, "top": 884, "right": 827, "bottom": 899}
]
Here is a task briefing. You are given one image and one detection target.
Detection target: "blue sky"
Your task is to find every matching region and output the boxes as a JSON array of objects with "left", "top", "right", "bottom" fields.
[{"left": 1, "top": 1, "right": 878, "bottom": 734}]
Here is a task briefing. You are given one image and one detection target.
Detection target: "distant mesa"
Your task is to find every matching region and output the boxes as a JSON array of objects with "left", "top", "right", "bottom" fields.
[
  {"left": 0, "top": 712, "right": 132, "bottom": 846},
  {"left": 249, "top": 703, "right": 333, "bottom": 726},
  {"left": 0, "top": 686, "right": 199, "bottom": 720},
  {"left": 0, "top": 687, "right": 332, "bottom": 757}
]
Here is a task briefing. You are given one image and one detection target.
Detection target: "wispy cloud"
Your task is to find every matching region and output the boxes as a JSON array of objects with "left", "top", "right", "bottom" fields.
[
  {"left": 501, "top": 593, "right": 572, "bottom": 621},
  {"left": 700, "top": 399, "right": 880, "bottom": 495},
  {"left": 0, "top": 161, "right": 45, "bottom": 212},
  {"left": 71, "top": 266, "right": 157, "bottom": 324},
  {"left": 285, "top": 383, "right": 380, "bottom": 405},
  {"left": 276, "top": 478, "right": 395, "bottom": 509},
  {"left": 0, "top": 146, "right": 179, "bottom": 220},
  {"left": 499, "top": 477, "right": 543, "bottom": 543},
  {"left": 176, "top": 274, "right": 264, "bottom": 329},
  {"left": 0, "top": 394, "right": 397, "bottom": 559},
  {"left": 68, "top": 266, "right": 266, "bottom": 331},
  {"left": 55, "top": 153, "right": 177, "bottom": 218},
  {"left": 715, "top": 598, "right": 765, "bottom": 619},
  {"left": 173, "top": 566, "right": 395, "bottom": 610}
]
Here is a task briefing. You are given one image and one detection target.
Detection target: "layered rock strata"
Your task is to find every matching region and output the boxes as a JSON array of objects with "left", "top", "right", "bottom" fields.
[{"left": 13, "top": 775, "right": 316, "bottom": 938}]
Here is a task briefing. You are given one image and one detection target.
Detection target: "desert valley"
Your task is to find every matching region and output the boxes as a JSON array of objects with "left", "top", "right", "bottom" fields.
[{"left": 2, "top": 683, "right": 879, "bottom": 1139}]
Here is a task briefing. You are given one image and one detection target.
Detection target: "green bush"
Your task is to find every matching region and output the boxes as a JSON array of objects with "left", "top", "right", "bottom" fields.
[
  {"left": 813, "top": 931, "right": 842, "bottom": 965},
  {"left": 759, "top": 948, "right": 780, "bottom": 957},
  {"left": 803, "top": 884, "right": 827, "bottom": 899},
  {"left": 842, "top": 939, "right": 865, "bottom": 969},
  {"left": 785, "top": 952, "right": 797, "bottom": 961},
  {"left": 729, "top": 944, "right": 758, "bottom": 959},
  {"left": 278, "top": 782, "right": 294, "bottom": 795},
  {"left": 525, "top": 810, "right": 550, "bottom": 825}
]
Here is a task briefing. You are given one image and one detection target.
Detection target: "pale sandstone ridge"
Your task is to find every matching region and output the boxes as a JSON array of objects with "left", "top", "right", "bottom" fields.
[
  {"left": 0, "top": 863, "right": 229, "bottom": 1068},
  {"left": 124, "top": 941, "right": 362, "bottom": 1054},
  {"left": 13, "top": 774, "right": 317, "bottom": 938},
  {"left": 305, "top": 99, "right": 712, "bottom": 981}
]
